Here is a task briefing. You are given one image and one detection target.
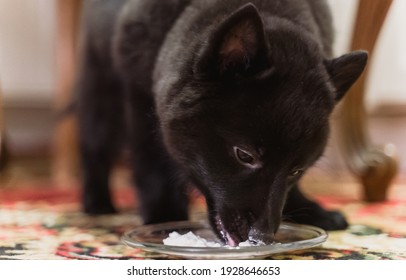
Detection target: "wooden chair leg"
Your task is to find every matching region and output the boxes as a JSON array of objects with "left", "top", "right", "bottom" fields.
[
  {"left": 0, "top": 85, "right": 8, "bottom": 172},
  {"left": 338, "top": 0, "right": 398, "bottom": 202},
  {"left": 0, "top": 132, "right": 8, "bottom": 172},
  {"left": 53, "top": 0, "right": 82, "bottom": 187}
]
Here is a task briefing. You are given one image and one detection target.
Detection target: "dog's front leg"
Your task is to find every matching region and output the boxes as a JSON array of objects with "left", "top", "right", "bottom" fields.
[
  {"left": 125, "top": 84, "right": 189, "bottom": 224},
  {"left": 77, "top": 57, "right": 124, "bottom": 215}
]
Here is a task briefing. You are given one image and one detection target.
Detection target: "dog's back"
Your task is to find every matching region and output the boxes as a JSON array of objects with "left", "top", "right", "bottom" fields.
[
  {"left": 81, "top": 0, "right": 333, "bottom": 92},
  {"left": 152, "top": 0, "right": 334, "bottom": 111}
]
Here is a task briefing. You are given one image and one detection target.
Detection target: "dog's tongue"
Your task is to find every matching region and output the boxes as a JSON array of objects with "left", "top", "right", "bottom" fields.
[
  {"left": 223, "top": 231, "right": 238, "bottom": 247},
  {"left": 215, "top": 215, "right": 240, "bottom": 247}
]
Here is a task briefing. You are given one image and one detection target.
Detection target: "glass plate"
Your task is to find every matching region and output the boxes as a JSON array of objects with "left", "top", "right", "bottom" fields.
[{"left": 121, "top": 221, "right": 327, "bottom": 259}]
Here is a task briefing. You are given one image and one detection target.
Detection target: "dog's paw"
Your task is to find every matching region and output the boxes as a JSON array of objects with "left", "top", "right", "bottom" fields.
[
  {"left": 285, "top": 206, "right": 348, "bottom": 231},
  {"left": 306, "top": 209, "right": 348, "bottom": 231}
]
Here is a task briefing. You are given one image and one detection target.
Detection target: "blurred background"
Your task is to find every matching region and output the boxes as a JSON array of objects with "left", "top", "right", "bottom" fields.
[{"left": 0, "top": 0, "right": 405, "bottom": 188}]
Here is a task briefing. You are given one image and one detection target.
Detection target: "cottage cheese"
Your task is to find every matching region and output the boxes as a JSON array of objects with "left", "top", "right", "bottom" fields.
[{"left": 163, "top": 231, "right": 264, "bottom": 247}]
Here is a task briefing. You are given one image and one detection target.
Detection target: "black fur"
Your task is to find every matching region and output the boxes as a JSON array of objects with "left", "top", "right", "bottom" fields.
[{"left": 77, "top": 0, "right": 367, "bottom": 245}]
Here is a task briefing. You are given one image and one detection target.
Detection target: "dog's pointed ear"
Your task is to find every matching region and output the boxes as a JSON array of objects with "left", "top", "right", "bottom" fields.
[
  {"left": 325, "top": 51, "right": 368, "bottom": 102},
  {"left": 195, "top": 3, "right": 268, "bottom": 79}
]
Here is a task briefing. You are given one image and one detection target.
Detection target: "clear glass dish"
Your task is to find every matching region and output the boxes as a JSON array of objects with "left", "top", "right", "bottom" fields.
[{"left": 121, "top": 220, "right": 327, "bottom": 259}]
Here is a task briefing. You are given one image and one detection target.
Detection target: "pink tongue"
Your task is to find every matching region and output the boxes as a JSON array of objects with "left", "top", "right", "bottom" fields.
[
  {"left": 225, "top": 232, "right": 238, "bottom": 247},
  {"left": 215, "top": 215, "right": 239, "bottom": 247}
]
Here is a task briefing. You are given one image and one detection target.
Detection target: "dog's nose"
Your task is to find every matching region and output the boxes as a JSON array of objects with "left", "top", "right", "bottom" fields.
[
  {"left": 248, "top": 227, "right": 275, "bottom": 244},
  {"left": 248, "top": 209, "right": 281, "bottom": 244}
]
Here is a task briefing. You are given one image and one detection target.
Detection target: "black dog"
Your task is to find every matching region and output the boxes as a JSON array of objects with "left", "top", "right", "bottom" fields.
[{"left": 76, "top": 0, "right": 367, "bottom": 246}]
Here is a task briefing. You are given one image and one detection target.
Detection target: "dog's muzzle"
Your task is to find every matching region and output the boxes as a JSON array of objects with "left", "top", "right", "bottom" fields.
[{"left": 211, "top": 210, "right": 278, "bottom": 246}]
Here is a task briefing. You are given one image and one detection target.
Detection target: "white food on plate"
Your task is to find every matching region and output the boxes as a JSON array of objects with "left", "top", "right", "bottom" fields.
[
  {"left": 163, "top": 231, "right": 222, "bottom": 247},
  {"left": 163, "top": 231, "right": 265, "bottom": 247}
]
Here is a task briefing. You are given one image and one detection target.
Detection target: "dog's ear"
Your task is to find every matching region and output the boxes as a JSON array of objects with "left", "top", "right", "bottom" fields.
[
  {"left": 195, "top": 3, "right": 268, "bottom": 79},
  {"left": 325, "top": 51, "right": 368, "bottom": 102}
]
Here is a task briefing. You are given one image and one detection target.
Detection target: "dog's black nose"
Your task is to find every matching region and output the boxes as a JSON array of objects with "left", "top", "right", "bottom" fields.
[
  {"left": 248, "top": 226, "right": 276, "bottom": 245},
  {"left": 247, "top": 209, "right": 281, "bottom": 245}
]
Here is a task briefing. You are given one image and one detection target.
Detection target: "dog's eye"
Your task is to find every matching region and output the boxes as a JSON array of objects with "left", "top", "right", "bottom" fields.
[
  {"left": 289, "top": 169, "right": 303, "bottom": 178},
  {"left": 233, "top": 147, "right": 260, "bottom": 168},
  {"left": 236, "top": 148, "right": 254, "bottom": 164}
]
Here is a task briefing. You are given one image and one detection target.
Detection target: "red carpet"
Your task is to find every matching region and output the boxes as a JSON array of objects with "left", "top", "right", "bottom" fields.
[{"left": 1, "top": 180, "right": 406, "bottom": 259}]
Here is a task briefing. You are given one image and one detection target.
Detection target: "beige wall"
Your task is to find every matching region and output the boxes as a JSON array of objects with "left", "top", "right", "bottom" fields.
[
  {"left": 0, "top": 0, "right": 56, "bottom": 105},
  {"left": 367, "top": 0, "right": 406, "bottom": 107}
]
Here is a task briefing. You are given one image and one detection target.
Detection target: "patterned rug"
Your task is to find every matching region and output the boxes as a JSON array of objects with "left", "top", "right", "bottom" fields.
[{"left": 1, "top": 177, "right": 406, "bottom": 260}]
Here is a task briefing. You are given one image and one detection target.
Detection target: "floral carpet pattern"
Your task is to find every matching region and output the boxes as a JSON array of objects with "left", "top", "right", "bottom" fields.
[{"left": 1, "top": 181, "right": 406, "bottom": 260}]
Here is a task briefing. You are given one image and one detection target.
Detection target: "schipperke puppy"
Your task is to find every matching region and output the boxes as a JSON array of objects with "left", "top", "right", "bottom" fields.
[{"left": 76, "top": 0, "right": 367, "bottom": 246}]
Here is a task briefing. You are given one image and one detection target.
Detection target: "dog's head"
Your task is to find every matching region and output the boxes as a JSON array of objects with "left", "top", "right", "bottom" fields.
[{"left": 161, "top": 4, "right": 367, "bottom": 246}]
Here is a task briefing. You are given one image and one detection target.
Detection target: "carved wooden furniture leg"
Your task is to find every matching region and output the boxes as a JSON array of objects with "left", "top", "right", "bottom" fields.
[
  {"left": 53, "top": 0, "right": 82, "bottom": 187},
  {"left": 0, "top": 84, "right": 8, "bottom": 172},
  {"left": 339, "top": 0, "right": 398, "bottom": 202}
]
